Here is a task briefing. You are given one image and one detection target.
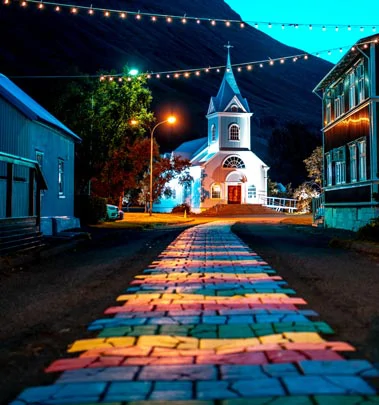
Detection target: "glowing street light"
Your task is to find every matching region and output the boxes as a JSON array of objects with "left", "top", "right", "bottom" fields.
[{"left": 149, "top": 116, "right": 176, "bottom": 215}]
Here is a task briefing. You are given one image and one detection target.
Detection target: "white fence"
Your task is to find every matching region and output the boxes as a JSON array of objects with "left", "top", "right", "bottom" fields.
[{"left": 259, "top": 196, "right": 298, "bottom": 213}]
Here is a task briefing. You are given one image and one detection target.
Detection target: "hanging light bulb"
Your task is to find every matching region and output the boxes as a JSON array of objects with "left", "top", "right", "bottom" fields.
[
  {"left": 255, "top": 23, "right": 259, "bottom": 29},
  {"left": 347, "top": 25, "right": 351, "bottom": 31},
  {"left": 120, "top": 12, "right": 126, "bottom": 18},
  {"left": 225, "top": 21, "right": 230, "bottom": 27},
  {"left": 182, "top": 17, "right": 187, "bottom": 24},
  {"left": 295, "top": 24, "right": 299, "bottom": 29},
  {"left": 211, "top": 20, "right": 216, "bottom": 26},
  {"left": 237, "top": 67, "right": 242, "bottom": 72},
  {"left": 281, "top": 24, "right": 285, "bottom": 30},
  {"left": 216, "top": 68, "right": 220, "bottom": 73},
  {"left": 21, "top": 1, "right": 27, "bottom": 7},
  {"left": 247, "top": 65, "right": 252, "bottom": 70},
  {"left": 38, "top": 2, "right": 44, "bottom": 10},
  {"left": 55, "top": 5, "right": 60, "bottom": 11},
  {"left": 167, "top": 16, "right": 172, "bottom": 23},
  {"left": 3, "top": 0, "right": 10, "bottom": 5},
  {"left": 259, "top": 63, "right": 263, "bottom": 68},
  {"left": 360, "top": 27, "right": 364, "bottom": 32},
  {"left": 88, "top": 8, "right": 94, "bottom": 15},
  {"left": 268, "top": 22, "right": 272, "bottom": 28},
  {"left": 304, "top": 54, "right": 309, "bottom": 59},
  {"left": 280, "top": 59, "right": 285, "bottom": 64},
  {"left": 269, "top": 60, "right": 274, "bottom": 65},
  {"left": 147, "top": 74, "right": 151, "bottom": 79},
  {"left": 293, "top": 57, "right": 297, "bottom": 62},
  {"left": 328, "top": 50, "right": 332, "bottom": 55},
  {"left": 322, "top": 26, "right": 326, "bottom": 31},
  {"left": 240, "top": 22, "right": 245, "bottom": 28},
  {"left": 71, "top": 7, "right": 78, "bottom": 14},
  {"left": 136, "top": 13, "right": 141, "bottom": 20},
  {"left": 309, "top": 24, "right": 313, "bottom": 30},
  {"left": 174, "top": 73, "right": 180, "bottom": 78},
  {"left": 166, "top": 74, "right": 170, "bottom": 78},
  {"left": 151, "top": 16, "right": 157, "bottom": 21},
  {"left": 195, "top": 71, "right": 200, "bottom": 76},
  {"left": 156, "top": 74, "right": 160, "bottom": 78},
  {"left": 335, "top": 26, "right": 339, "bottom": 31},
  {"left": 104, "top": 11, "right": 110, "bottom": 17},
  {"left": 184, "top": 72, "right": 190, "bottom": 77},
  {"left": 196, "top": 19, "right": 201, "bottom": 24},
  {"left": 339, "top": 48, "right": 343, "bottom": 52},
  {"left": 372, "top": 27, "right": 376, "bottom": 32}
]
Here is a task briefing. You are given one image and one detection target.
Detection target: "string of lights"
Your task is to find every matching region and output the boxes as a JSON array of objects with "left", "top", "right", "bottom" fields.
[
  {"left": 2, "top": 0, "right": 378, "bottom": 32},
  {"left": 9, "top": 37, "right": 378, "bottom": 81}
]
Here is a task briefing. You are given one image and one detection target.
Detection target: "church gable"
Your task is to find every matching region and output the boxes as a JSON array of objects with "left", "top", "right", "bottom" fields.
[
  {"left": 224, "top": 96, "right": 248, "bottom": 113},
  {"left": 207, "top": 97, "right": 216, "bottom": 115}
]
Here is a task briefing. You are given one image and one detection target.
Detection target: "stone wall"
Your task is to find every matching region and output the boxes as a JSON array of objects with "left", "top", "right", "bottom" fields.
[{"left": 324, "top": 206, "right": 379, "bottom": 231}]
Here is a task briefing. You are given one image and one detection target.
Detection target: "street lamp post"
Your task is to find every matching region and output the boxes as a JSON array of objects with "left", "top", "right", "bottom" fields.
[{"left": 149, "top": 116, "right": 176, "bottom": 216}]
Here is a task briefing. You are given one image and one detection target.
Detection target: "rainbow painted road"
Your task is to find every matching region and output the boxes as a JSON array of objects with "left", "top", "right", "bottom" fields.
[{"left": 11, "top": 221, "right": 379, "bottom": 404}]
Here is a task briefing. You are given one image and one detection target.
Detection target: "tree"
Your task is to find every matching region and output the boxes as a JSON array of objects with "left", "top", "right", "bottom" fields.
[
  {"left": 293, "top": 146, "right": 323, "bottom": 212},
  {"left": 53, "top": 68, "right": 154, "bottom": 195}
]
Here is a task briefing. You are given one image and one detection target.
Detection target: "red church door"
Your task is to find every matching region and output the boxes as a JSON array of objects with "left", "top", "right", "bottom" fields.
[{"left": 228, "top": 185, "right": 241, "bottom": 204}]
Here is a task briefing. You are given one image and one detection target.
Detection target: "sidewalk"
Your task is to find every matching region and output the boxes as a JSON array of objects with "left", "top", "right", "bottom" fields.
[{"left": 10, "top": 221, "right": 379, "bottom": 404}]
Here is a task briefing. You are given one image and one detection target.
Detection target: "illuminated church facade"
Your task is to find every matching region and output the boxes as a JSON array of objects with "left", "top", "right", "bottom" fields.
[{"left": 154, "top": 48, "right": 269, "bottom": 213}]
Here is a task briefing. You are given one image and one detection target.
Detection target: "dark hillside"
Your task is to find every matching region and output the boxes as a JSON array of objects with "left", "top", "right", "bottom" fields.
[{"left": 0, "top": 0, "right": 332, "bottom": 163}]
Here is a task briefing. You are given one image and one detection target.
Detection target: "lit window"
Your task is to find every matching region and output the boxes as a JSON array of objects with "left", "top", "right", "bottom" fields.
[
  {"left": 247, "top": 185, "right": 256, "bottom": 199},
  {"left": 58, "top": 158, "right": 64, "bottom": 196},
  {"left": 333, "top": 147, "right": 346, "bottom": 185},
  {"left": 211, "top": 184, "right": 221, "bottom": 199},
  {"left": 223, "top": 156, "right": 245, "bottom": 169},
  {"left": 357, "top": 64, "right": 365, "bottom": 103},
  {"left": 334, "top": 97, "right": 341, "bottom": 119},
  {"left": 211, "top": 124, "right": 216, "bottom": 142},
  {"left": 229, "top": 124, "right": 240, "bottom": 141},
  {"left": 358, "top": 139, "right": 367, "bottom": 181},
  {"left": 348, "top": 71, "right": 356, "bottom": 109},
  {"left": 326, "top": 153, "right": 332, "bottom": 186},
  {"left": 349, "top": 143, "right": 357, "bottom": 182},
  {"left": 325, "top": 101, "right": 332, "bottom": 123}
]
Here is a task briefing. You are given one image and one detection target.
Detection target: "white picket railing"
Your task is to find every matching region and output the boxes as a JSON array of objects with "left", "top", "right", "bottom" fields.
[{"left": 259, "top": 195, "right": 298, "bottom": 213}]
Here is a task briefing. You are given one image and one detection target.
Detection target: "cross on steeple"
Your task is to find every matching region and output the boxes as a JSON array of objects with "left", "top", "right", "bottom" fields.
[{"left": 224, "top": 42, "right": 234, "bottom": 70}]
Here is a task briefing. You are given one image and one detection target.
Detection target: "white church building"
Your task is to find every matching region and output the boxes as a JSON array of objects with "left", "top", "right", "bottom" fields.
[{"left": 154, "top": 48, "right": 269, "bottom": 213}]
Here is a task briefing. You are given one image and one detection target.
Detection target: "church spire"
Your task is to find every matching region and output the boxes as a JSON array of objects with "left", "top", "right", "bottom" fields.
[{"left": 209, "top": 42, "right": 250, "bottom": 113}]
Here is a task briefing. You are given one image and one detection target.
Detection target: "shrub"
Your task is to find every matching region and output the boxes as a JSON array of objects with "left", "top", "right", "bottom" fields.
[
  {"left": 356, "top": 218, "right": 379, "bottom": 242},
  {"left": 75, "top": 195, "right": 107, "bottom": 224},
  {"left": 171, "top": 203, "right": 191, "bottom": 214}
]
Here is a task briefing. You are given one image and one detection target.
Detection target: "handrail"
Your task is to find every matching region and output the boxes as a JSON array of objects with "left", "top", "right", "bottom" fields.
[{"left": 259, "top": 195, "right": 298, "bottom": 213}]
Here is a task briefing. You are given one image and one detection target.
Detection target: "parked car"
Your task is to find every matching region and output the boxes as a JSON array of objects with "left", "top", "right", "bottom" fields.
[{"left": 106, "top": 204, "right": 119, "bottom": 221}]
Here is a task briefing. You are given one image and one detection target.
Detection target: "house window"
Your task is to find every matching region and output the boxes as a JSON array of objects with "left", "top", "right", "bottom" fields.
[
  {"left": 349, "top": 143, "right": 357, "bottom": 182},
  {"left": 231, "top": 104, "right": 238, "bottom": 112},
  {"left": 358, "top": 139, "right": 367, "bottom": 181},
  {"left": 247, "top": 185, "right": 256, "bottom": 199},
  {"left": 326, "top": 153, "right": 332, "bottom": 186},
  {"left": 357, "top": 64, "right": 365, "bottom": 104},
  {"left": 334, "top": 97, "right": 341, "bottom": 119},
  {"left": 333, "top": 147, "right": 346, "bottom": 185},
  {"left": 211, "top": 184, "right": 221, "bottom": 199},
  {"left": 211, "top": 124, "right": 216, "bottom": 142},
  {"left": 223, "top": 156, "right": 245, "bottom": 169},
  {"left": 325, "top": 101, "right": 332, "bottom": 124},
  {"left": 58, "top": 158, "right": 64, "bottom": 196},
  {"left": 348, "top": 71, "right": 356, "bottom": 110},
  {"left": 229, "top": 124, "right": 240, "bottom": 141},
  {"left": 36, "top": 151, "right": 44, "bottom": 168},
  {"left": 335, "top": 161, "right": 346, "bottom": 184}
]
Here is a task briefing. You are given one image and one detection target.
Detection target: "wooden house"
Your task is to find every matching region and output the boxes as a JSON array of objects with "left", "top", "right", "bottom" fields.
[
  {"left": 0, "top": 74, "right": 81, "bottom": 254},
  {"left": 313, "top": 34, "right": 379, "bottom": 231}
]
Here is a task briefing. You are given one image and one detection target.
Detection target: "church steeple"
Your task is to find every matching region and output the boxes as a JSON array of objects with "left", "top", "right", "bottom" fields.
[{"left": 210, "top": 43, "right": 250, "bottom": 113}]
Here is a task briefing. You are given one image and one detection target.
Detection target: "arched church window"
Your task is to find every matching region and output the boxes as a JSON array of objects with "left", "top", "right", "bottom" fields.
[
  {"left": 223, "top": 156, "right": 246, "bottom": 169},
  {"left": 231, "top": 104, "right": 238, "bottom": 112},
  {"left": 211, "top": 183, "right": 221, "bottom": 199},
  {"left": 211, "top": 124, "right": 216, "bottom": 142},
  {"left": 229, "top": 124, "right": 240, "bottom": 141}
]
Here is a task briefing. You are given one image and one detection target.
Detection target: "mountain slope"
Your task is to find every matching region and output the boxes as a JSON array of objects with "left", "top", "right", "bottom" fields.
[{"left": 0, "top": 0, "right": 332, "bottom": 162}]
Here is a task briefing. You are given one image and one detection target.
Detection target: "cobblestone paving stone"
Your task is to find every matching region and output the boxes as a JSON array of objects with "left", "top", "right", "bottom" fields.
[{"left": 10, "top": 221, "right": 379, "bottom": 404}]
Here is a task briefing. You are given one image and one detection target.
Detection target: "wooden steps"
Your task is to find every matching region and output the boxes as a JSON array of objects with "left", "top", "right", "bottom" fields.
[
  {"left": 197, "top": 204, "right": 284, "bottom": 217},
  {"left": 0, "top": 217, "right": 45, "bottom": 256}
]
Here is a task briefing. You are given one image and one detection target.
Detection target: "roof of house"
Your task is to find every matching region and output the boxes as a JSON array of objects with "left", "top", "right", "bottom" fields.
[
  {"left": 174, "top": 137, "right": 207, "bottom": 160},
  {"left": 313, "top": 34, "right": 377, "bottom": 92},
  {"left": 210, "top": 49, "right": 250, "bottom": 113},
  {"left": 0, "top": 74, "right": 81, "bottom": 141}
]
